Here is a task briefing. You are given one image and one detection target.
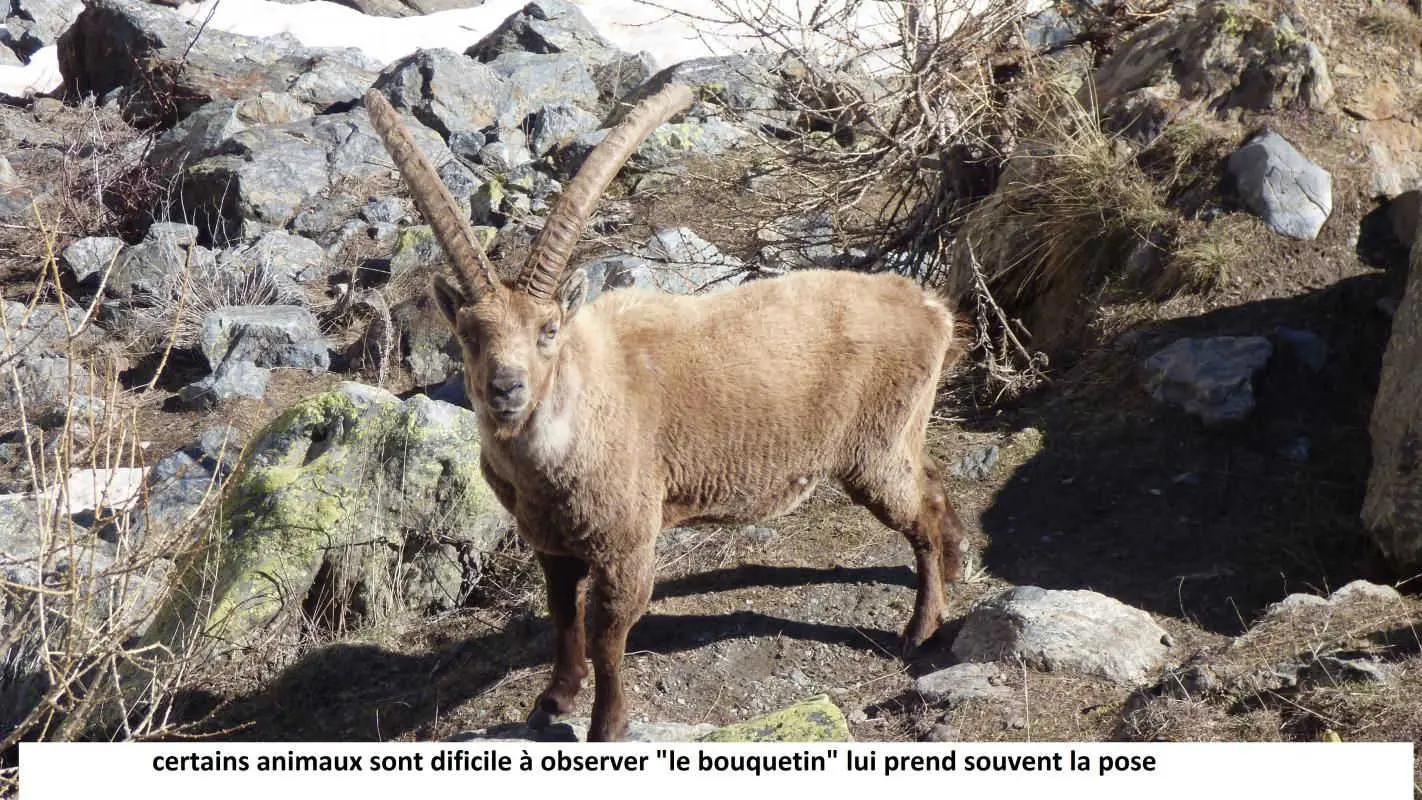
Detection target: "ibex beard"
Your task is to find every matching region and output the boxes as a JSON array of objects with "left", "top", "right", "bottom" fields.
[{"left": 366, "top": 84, "right": 968, "bottom": 742}]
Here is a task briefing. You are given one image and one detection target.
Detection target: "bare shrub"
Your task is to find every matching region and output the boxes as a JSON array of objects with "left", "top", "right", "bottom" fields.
[{"left": 1, "top": 238, "right": 229, "bottom": 767}]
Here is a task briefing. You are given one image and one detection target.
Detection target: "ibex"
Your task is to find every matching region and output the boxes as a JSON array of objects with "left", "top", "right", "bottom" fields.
[{"left": 364, "top": 83, "right": 968, "bottom": 741}]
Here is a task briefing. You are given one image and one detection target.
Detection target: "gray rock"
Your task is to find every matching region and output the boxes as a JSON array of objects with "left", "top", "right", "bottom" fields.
[
  {"left": 3, "top": 0, "right": 82, "bottom": 58},
  {"left": 951, "top": 586, "right": 1171, "bottom": 686},
  {"left": 1023, "top": 8, "right": 1079, "bottom": 50},
  {"left": 120, "top": 448, "right": 222, "bottom": 547},
  {"left": 755, "top": 213, "right": 841, "bottom": 272},
  {"left": 628, "top": 54, "right": 783, "bottom": 124},
  {"left": 57, "top": 0, "right": 379, "bottom": 125},
  {"left": 286, "top": 51, "right": 382, "bottom": 111},
  {"left": 200, "top": 305, "right": 330, "bottom": 373},
  {"left": 371, "top": 50, "right": 514, "bottom": 139},
  {"left": 465, "top": 0, "right": 643, "bottom": 102},
  {"left": 1142, "top": 336, "right": 1273, "bottom": 424},
  {"left": 478, "top": 136, "right": 532, "bottom": 172},
  {"left": 1093, "top": 2, "right": 1332, "bottom": 113},
  {"left": 1274, "top": 327, "right": 1327, "bottom": 373},
  {"left": 1228, "top": 130, "right": 1332, "bottom": 240},
  {"left": 144, "top": 383, "right": 514, "bottom": 651},
  {"left": 60, "top": 236, "right": 125, "bottom": 285},
  {"left": 180, "top": 125, "right": 334, "bottom": 241},
  {"left": 951, "top": 446, "right": 1000, "bottom": 481},
  {"left": 914, "top": 662, "right": 1015, "bottom": 707},
  {"left": 555, "top": 118, "right": 747, "bottom": 177},
  {"left": 106, "top": 231, "right": 218, "bottom": 302},
  {"left": 0, "top": 356, "right": 104, "bottom": 421},
  {"left": 360, "top": 197, "right": 411, "bottom": 226},
  {"left": 485, "top": 50, "right": 599, "bottom": 121},
  {"left": 233, "top": 91, "right": 314, "bottom": 126},
  {"left": 527, "top": 103, "right": 602, "bottom": 156},
  {"left": 642, "top": 227, "right": 746, "bottom": 291},
  {"left": 176, "top": 360, "right": 271, "bottom": 410},
  {"left": 222, "top": 230, "right": 329, "bottom": 289},
  {"left": 1329, "top": 579, "right": 1403, "bottom": 604},
  {"left": 0, "top": 301, "right": 89, "bottom": 360}
]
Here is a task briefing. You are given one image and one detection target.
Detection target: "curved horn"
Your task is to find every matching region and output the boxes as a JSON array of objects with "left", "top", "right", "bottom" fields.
[
  {"left": 364, "top": 88, "right": 498, "bottom": 297},
  {"left": 516, "top": 83, "right": 695, "bottom": 299}
]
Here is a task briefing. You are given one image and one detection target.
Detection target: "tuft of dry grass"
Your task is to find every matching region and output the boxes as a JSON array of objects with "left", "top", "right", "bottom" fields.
[
  {"left": 956, "top": 78, "right": 1175, "bottom": 356},
  {"left": 1359, "top": 6, "right": 1422, "bottom": 49},
  {"left": 1158, "top": 214, "right": 1253, "bottom": 295}
]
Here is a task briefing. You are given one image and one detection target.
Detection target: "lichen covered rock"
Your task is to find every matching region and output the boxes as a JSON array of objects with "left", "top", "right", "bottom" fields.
[
  {"left": 151, "top": 382, "right": 511, "bottom": 650},
  {"left": 697, "top": 694, "right": 852, "bottom": 742}
]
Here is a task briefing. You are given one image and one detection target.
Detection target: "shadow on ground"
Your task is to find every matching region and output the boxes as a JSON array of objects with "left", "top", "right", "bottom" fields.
[
  {"left": 974, "top": 272, "right": 1403, "bottom": 633},
  {"left": 179, "top": 601, "right": 901, "bottom": 741}
]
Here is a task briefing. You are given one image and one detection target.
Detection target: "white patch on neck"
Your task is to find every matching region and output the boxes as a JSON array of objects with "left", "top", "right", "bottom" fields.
[
  {"left": 520, "top": 355, "right": 581, "bottom": 467},
  {"left": 523, "top": 399, "right": 575, "bottom": 466}
]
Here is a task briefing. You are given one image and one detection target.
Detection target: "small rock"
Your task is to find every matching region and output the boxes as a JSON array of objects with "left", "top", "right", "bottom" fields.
[
  {"left": 176, "top": 360, "right": 271, "bottom": 410},
  {"left": 1273, "top": 327, "right": 1327, "bottom": 374},
  {"left": 926, "top": 722, "right": 960, "bottom": 742},
  {"left": 60, "top": 236, "right": 124, "bottom": 285},
  {"left": 951, "top": 445, "right": 1000, "bottom": 480},
  {"left": 1227, "top": 130, "right": 1332, "bottom": 240},
  {"left": 199, "top": 305, "right": 330, "bottom": 373},
  {"left": 1142, "top": 336, "right": 1273, "bottom": 424},
  {"left": 914, "top": 663, "right": 1015, "bottom": 707}
]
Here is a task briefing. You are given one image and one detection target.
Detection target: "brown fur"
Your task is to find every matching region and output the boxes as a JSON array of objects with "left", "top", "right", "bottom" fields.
[
  {"left": 440, "top": 269, "right": 967, "bottom": 741},
  {"left": 365, "top": 83, "right": 968, "bottom": 742}
]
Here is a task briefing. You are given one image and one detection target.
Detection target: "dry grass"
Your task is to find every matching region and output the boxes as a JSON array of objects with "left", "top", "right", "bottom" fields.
[
  {"left": 1359, "top": 5, "right": 1422, "bottom": 49},
  {"left": 957, "top": 78, "right": 1175, "bottom": 356},
  {"left": 1159, "top": 214, "right": 1253, "bottom": 295}
]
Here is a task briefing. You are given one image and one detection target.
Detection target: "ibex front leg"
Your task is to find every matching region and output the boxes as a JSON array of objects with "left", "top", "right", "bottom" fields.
[
  {"left": 585, "top": 542, "right": 656, "bottom": 742},
  {"left": 528, "top": 553, "right": 590, "bottom": 727}
]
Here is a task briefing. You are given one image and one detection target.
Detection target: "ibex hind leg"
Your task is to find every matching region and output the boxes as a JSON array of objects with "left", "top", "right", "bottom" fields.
[{"left": 842, "top": 455, "right": 959, "bottom": 658}]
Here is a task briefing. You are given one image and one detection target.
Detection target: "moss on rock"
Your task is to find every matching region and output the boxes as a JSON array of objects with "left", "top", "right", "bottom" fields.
[{"left": 698, "top": 695, "right": 853, "bottom": 742}]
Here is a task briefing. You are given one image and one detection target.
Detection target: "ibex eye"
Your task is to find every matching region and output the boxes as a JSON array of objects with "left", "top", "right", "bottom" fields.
[{"left": 540, "top": 322, "right": 559, "bottom": 343}]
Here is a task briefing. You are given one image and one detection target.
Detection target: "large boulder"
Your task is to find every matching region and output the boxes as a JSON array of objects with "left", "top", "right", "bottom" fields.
[
  {"left": 371, "top": 49, "right": 515, "bottom": 140},
  {"left": 1093, "top": 1, "right": 1332, "bottom": 115},
  {"left": 465, "top": 0, "right": 651, "bottom": 104},
  {"left": 57, "top": 0, "right": 379, "bottom": 124},
  {"left": 1364, "top": 219, "right": 1422, "bottom": 571},
  {"left": 146, "top": 383, "right": 512, "bottom": 652},
  {"left": 951, "top": 587, "right": 1172, "bottom": 686}
]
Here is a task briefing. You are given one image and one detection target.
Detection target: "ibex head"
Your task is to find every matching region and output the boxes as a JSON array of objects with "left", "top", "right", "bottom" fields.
[{"left": 365, "top": 83, "right": 694, "bottom": 436}]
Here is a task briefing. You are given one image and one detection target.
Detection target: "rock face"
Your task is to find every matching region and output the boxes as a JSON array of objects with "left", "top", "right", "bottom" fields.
[
  {"left": 1364, "top": 220, "right": 1422, "bottom": 571},
  {"left": 951, "top": 587, "right": 1171, "bottom": 686},
  {"left": 1227, "top": 130, "right": 1332, "bottom": 240},
  {"left": 1094, "top": 1, "right": 1333, "bottom": 114},
  {"left": 147, "top": 383, "right": 513, "bottom": 652},
  {"left": 57, "top": 0, "right": 379, "bottom": 124},
  {"left": 1142, "top": 336, "right": 1274, "bottom": 424}
]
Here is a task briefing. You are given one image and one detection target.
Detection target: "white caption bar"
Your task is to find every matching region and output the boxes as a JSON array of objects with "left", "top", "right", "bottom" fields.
[{"left": 20, "top": 741, "right": 1415, "bottom": 799}]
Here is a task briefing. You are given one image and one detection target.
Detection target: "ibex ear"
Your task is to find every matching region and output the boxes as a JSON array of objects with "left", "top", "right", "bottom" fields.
[
  {"left": 431, "top": 275, "right": 468, "bottom": 327},
  {"left": 556, "top": 268, "right": 588, "bottom": 317}
]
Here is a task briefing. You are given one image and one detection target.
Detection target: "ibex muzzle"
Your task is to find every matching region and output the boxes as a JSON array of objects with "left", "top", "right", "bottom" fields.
[{"left": 366, "top": 83, "right": 967, "bottom": 742}]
